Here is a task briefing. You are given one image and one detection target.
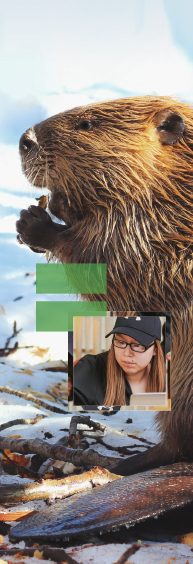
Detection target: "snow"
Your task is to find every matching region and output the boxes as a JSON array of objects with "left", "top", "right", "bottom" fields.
[
  {"left": 65, "top": 542, "right": 193, "bottom": 564},
  {"left": 0, "top": 87, "right": 191, "bottom": 564}
]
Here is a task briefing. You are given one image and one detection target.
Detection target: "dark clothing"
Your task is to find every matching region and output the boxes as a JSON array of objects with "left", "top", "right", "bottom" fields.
[
  {"left": 68, "top": 332, "right": 73, "bottom": 356},
  {"left": 73, "top": 351, "right": 132, "bottom": 406}
]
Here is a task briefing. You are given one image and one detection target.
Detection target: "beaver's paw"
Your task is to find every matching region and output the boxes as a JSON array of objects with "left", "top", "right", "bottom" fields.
[{"left": 16, "top": 205, "right": 59, "bottom": 253}]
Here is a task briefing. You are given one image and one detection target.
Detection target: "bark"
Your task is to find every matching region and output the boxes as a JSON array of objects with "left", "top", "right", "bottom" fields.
[
  {"left": 0, "top": 385, "right": 67, "bottom": 414},
  {"left": 0, "top": 467, "right": 120, "bottom": 503},
  {"left": 113, "top": 542, "right": 141, "bottom": 564},
  {"left": 0, "top": 449, "right": 42, "bottom": 480},
  {"left": 0, "top": 546, "right": 79, "bottom": 563},
  {"left": 0, "top": 415, "right": 45, "bottom": 433},
  {"left": 0, "top": 435, "right": 120, "bottom": 468},
  {"left": 0, "top": 343, "right": 18, "bottom": 356},
  {"left": 68, "top": 415, "right": 106, "bottom": 448},
  {"left": 69, "top": 415, "right": 106, "bottom": 435}
]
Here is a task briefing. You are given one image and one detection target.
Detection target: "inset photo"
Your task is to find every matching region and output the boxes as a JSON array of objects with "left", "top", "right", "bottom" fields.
[{"left": 69, "top": 312, "right": 171, "bottom": 411}]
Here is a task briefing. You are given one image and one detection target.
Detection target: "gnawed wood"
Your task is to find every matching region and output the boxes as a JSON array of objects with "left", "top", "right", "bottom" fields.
[{"left": 0, "top": 467, "right": 120, "bottom": 503}]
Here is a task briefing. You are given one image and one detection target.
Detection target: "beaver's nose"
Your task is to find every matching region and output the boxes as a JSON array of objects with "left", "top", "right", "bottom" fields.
[{"left": 19, "top": 127, "right": 38, "bottom": 155}]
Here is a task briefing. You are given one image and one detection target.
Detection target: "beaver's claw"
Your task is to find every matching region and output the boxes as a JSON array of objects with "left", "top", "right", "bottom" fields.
[{"left": 16, "top": 205, "right": 64, "bottom": 253}]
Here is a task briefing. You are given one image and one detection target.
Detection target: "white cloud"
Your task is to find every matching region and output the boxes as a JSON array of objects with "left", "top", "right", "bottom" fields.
[
  {"left": 0, "top": 144, "right": 27, "bottom": 191},
  {"left": 0, "top": 191, "right": 42, "bottom": 210},
  {"left": 0, "top": 213, "right": 19, "bottom": 233}
]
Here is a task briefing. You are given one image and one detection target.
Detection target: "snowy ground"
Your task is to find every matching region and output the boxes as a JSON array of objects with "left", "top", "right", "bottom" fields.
[{"left": 1, "top": 88, "right": 193, "bottom": 563}]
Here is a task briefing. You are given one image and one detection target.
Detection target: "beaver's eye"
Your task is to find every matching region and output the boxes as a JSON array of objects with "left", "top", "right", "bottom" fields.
[{"left": 76, "top": 120, "right": 92, "bottom": 132}]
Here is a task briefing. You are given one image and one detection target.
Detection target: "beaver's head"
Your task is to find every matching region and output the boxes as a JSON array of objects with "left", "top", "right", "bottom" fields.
[{"left": 19, "top": 96, "right": 193, "bottom": 310}]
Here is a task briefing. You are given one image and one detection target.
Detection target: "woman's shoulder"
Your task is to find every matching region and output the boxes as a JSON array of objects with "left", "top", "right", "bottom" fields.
[
  {"left": 75, "top": 351, "right": 108, "bottom": 372},
  {"left": 73, "top": 351, "right": 108, "bottom": 405}
]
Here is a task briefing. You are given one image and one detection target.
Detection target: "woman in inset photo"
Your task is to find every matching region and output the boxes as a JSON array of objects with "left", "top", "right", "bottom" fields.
[{"left": 73, "top": 316, "right": 165, "bottom": 406}]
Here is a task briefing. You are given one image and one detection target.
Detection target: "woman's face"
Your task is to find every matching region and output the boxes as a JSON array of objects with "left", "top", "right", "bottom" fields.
[{"left": 113, "top": 333, "right": 156, "bottom": 376}]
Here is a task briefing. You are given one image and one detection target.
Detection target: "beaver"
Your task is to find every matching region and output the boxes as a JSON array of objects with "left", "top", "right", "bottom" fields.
[
  {"left": 16, "top": 96, "right": 193, "bottom": 473},
  {"left": 17, "top": 96, "right": 193, "bottom": 314}
]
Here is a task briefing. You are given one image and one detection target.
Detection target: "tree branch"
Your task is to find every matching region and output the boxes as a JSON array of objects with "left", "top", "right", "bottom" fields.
[
  {"left": 113, "top": 542, "right": 141, "bottom": 564},
  {"left": 0, "top": 546, "right": 79, "bottom": 563},
  {"left": 0, "top": 415, "right": 46, "bottom": 433},
  {"left": 0, "top": 435, "right": 120, "bottom": 468},
  {"left": 0, "top": 386, "right": 67, "bottom": 414}
]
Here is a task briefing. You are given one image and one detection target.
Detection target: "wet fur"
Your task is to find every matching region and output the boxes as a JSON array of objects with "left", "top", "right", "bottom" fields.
[
  {"left": 157, "top": 307, "right": 193, "bottom": 459},
  {"left": 17, "top": 96, "right": 193, "bottom": 465}
]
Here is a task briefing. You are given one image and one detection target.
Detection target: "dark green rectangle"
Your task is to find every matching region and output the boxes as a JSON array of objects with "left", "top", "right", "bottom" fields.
[
  {"left": 36, "top": 264, "right": 107, "bottom": 294},
  {"left": 36, "top": 301, "right": 107, "bottom": 331}
]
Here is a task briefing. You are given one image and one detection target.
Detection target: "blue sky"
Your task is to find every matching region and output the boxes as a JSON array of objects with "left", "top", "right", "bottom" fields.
[
  {"left": 163, "top": 0, "right": 193, "bottom": 56},
  {"left": 1, "top": 0, "right": 193, "bottom": 146}
]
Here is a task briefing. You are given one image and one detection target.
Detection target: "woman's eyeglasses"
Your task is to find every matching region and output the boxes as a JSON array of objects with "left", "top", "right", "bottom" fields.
[{"left": 112, "top": 338, "right": 155, "bottom": 353}]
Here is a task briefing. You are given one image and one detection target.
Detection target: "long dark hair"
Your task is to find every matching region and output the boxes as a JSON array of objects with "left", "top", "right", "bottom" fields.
[{"left": 103, "top": 339, "right": 165, "bottom": 405}]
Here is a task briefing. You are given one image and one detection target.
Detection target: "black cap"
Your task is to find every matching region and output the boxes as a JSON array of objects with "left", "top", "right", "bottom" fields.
[{"left": 105, "top": 316, "right": 161, "bottom": 346}]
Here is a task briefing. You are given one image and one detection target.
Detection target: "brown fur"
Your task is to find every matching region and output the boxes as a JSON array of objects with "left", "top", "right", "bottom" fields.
[
  {"left": 17, "top": 96, "right": 193, "bottom": 463},
  {"left": 156, "top": 306, "right": 193, "bottom": 460},
  {"left": 18, "top": 96, "right": 193, "bottom": 313}
]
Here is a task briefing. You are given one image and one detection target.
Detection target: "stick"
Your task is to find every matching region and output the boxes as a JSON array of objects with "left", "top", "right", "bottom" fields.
[
  {"left": 5, "top": 320, "right": 21, "bottom": 348},
  {"left": 0, "top": 449, "right": 42, "bottom": 480},
  {"left": 113, "top": 542, "right": 142, "bottom": 564},
  {"left": 0, "top": 435, "right": 120, "bottom": 468},
  {"left": 69, "top": 415, "right": 106, "bottom": 435},
  {"left": 68, "top": 415, "right": 106, "bottom": 448},
  {"left": 0, "top": 415, "right": 46, "bottom": 432},
  {"left": 96, "top": 437, "right": 144, "bottom": 455},
  {"left": 0, "top": 386, "right": 67, "bottom": 414},
  {"left": 0, "top": 343, "right": 18, "bottom": 357},
  {"left": 0, "top": 467, "right": 121, "bottom": 503},
  {"left": 0, "top": 546, "right": 79, "bottom": 563}
]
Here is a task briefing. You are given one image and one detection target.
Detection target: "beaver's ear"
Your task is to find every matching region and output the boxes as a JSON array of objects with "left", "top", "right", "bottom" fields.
[{"left": 156, "top": 113, "right": 185, "bottom": 145}]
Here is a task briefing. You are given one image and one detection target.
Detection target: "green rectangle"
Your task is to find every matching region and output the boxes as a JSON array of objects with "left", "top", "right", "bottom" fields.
[
  {"left": 36, "top": 264, "right": 107, "bottom": 294},
  {"left": 36, "top": 301, "right": 107, "bottom": 331}
]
